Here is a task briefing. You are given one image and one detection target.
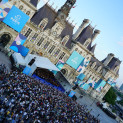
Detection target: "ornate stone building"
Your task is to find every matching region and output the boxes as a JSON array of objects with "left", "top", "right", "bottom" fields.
[{"left": 0, "top": 0, "right": 121, "bottom": 101}]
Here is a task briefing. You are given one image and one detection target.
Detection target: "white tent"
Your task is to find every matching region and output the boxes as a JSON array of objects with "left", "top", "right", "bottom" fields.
[
  {"left": 12, "top": 53, "right": 26, "bottom": 66},
  {"left": 102, "top": 103, "right": 108, "bottom": 109},
  {"left": 25, "top": 54, "right": 60, "bottom": 71}
]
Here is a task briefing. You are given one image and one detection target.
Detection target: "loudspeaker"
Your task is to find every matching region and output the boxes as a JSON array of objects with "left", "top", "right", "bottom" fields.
[
  {"left": 72, "top": 84, "right": 78, "bottom": 90},
  {"left": 28, "top": 57, "right": 36, "bottom": 66}
]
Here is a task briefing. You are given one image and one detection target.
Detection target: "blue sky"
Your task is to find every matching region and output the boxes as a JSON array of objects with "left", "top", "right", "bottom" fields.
[{"left": 37, "top": 0, "right": 123, "bottom": 87}]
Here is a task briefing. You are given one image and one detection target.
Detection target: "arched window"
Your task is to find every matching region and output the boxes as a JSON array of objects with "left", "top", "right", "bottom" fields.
[
  {"left": 19, "top": 5, "right": 23, "bottom": 10},
  {"left": 37, "top": 37, "right": 44, "bottom": 46},
  {"left": 43, "top": 41, "right": 50, "bottom": 49},
  {"left": 91, "top": 62, "right": 96, "bottom": 69},
  {"left": 39, "top": 18, "right": 48, "bottom": 30},
  {"left": 54, "top": 49, "right": 60, "bottom": 57},
  {"left": 48, "top": 45, "right": 55, "bottom": 54},
  {"left": 114, "top": 66, "right": 119, "bottom": 73},
  {"left": 25, "top": 28, "right": 32, "bottom": 37},
  {"left": 61, "top": 35, "right": 69, "bottom": 46},
  {"left": 59, "top": 52, "right": 65, "bottom": 60},
  {"left": 0, "top": 34, "right": 11, "bottom": 47},
  {"left": 84, "top": 38, "right": 91, "bottom": 47},
  {"left": 75, "top": 48, "right": 78, "bottom": 51},
  {"left": 97, "top": 66, "right": 102, "bottom": 73},
  {"left": 26, "top": 11, "right": 30, "bottom": 15}
]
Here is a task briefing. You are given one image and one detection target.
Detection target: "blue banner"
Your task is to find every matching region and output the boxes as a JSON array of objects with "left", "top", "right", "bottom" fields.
[
  {"left": 23, "top": 66, "right": 31, "bottom": 75},
  {"left": 66, "top": 51, "right": 84, "bottom": 70},
  {"left": 3, "top": 6, "right": 29, "bottom": 32},
  {"left": 94, "top": 79, "right": 106, "bottom": 92},
  {"left": 68, "top": 90, "right": 76, "bottom": 97},
  {"left": 77, "top": 73, "right": 85, "bottom": 81},
  {"left": 107, "top": 78, "right": 116, "bottom": 87}
]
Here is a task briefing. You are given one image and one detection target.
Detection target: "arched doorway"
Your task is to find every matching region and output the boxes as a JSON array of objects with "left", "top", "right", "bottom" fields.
[{"left": 0, "top": 34, "right": 11, "bottom": 47}]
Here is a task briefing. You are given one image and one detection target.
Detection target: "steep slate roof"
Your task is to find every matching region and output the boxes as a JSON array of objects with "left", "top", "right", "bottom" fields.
[
  {"left": 76, "top": 25, "right": 93, "bottom": 45},
  {"left": 107, "top": 57, "right": 121, "bottom": 70},
  {"left": 31, "top": 4, "right": 57, "bottom": 28},
  {"left": 30, "top": 0, "right": 38, "bottom": 7},
  {"left": 90, "top": 57, "right": 103, "bottom": 68},
  {"left": 31, "top": 4, "right": 74, "bottom": 49},
  {"left": 75, "top": 25, "right": 96, "bottom": 53},
  {"left": 90, "top": 44, "right": 96, "bottom": 53}
]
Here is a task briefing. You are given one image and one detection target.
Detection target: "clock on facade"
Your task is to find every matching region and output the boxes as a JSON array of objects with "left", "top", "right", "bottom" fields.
[{"left": 52, "top": 31, "right": 57, "bottom": 36}]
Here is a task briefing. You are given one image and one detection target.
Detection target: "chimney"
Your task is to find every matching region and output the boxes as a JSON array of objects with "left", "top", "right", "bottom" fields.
[
  {"left": 103, "top": 53, "right": 114, "bottom": 66},
  {"left": 72, "top": 19, "right": 89, "bottom": 40},
  {"left": 91, "top": 29, "right": 100, "bottom": 42}
]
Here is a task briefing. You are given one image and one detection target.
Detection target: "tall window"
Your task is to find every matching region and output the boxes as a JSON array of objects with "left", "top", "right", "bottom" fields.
[
  {"left": 84, "top": 39, "right": 91, "bottom": 47},
  {"left": 25, "top": 28, "right": 32, "bottom": 37},
  {"left": 37, "top": 37, "right": 44, "bottom": 46},
  {"left": 19, "top": 5, "right": 23, "bottom": 10},
  {"left": 48, "top": 45, "right": 55, "bottom": 54},
  {"left": 39, "top": 18, "right": 48, "bottom": 30},
  {"left": 61, "top": 35, "right": 69, "bottom": 46},
  {"left": 84, "top": 41, "right": 90, "bottom": 47},
  {"left": 31, "top": 33, "right": 38, "bottom": 42},
  {"left": 43, "top": 41, "right": 50, "bottom": 49},
  {"left": 26, "top": 11, "right": 30, "bottom": 15},
  {"left": 61, "top": 38, "right": 67, "bottom": 45},
  {"left": 59, "top": 52, "right": 65, "bottom": 60},
  {"left": 40, "top": 22, "right": 46, "bottom": 29},
  {"left": 75, "top": 48, "right": 78, "bottom": 51},
  {"left": 54, "top": 49, "right": 60, "bottom": 57}
]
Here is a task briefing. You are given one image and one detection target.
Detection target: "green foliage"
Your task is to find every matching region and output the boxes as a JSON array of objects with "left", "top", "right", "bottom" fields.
[
  {"left": 104, "top": 87, "right": 117, "bottom": 105},
  {"left": 112, "top": 109, "right": 116, "bottom": 113},
  {"left": 112, "top": 88, "right": 123, "bottom": 98},
  {"left": 117, "top": 99, "right": 123, "bottom": 106}
]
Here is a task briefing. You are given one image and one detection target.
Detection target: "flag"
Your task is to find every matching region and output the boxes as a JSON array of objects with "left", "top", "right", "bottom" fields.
[{"left": 73, "top": 5, "right": 77, "bottom": 8}]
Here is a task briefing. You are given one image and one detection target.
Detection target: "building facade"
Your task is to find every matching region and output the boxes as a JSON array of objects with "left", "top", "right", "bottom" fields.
[{"left": 0, "top": 0, "right": 121, "bottom": 101}]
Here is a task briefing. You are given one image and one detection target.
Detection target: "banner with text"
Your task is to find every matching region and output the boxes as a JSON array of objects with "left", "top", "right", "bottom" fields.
[
  {"left": 66, "top": 51, "right": 84, "bottom": 70},
  {"left": 3, "top": 5, "right": 29, "bottom": 32}
]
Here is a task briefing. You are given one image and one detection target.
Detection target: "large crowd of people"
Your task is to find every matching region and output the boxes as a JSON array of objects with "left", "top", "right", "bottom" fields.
[
  {"left": 35, "top": 68, "right": 60, "bottom": 87},
  {"left": 0, "top": 64, "right": 100, "bottom": 123}
]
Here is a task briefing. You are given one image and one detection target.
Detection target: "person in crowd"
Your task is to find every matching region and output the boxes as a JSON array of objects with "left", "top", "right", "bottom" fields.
[{"left": 0, "top": 64, "right": 100, "bottom": 123}]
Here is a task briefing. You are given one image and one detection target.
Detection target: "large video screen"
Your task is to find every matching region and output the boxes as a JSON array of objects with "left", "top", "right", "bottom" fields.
[
  {"left": 66, "top": 51, "right": 84, "bottom": 70},
  {"left": 3, "top": 5, "right": 29, "bottom": 32}
]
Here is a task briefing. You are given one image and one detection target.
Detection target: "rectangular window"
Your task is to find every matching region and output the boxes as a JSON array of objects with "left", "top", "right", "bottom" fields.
[
  {"left": 54, "top": 49, "right": 60, "bottom": 57},
  {"left": 48, "top": 45, "right": 55, "bottom": 54},
  {"left": 24, "top": 28, "right": 32, "bottom": 37},
  {"left": 43, "top": 41, "right": 50, "bottom": 49},
  {"left": 59, "top": 52, "right": 65, "bottom": 60},
  {"left": 37, "top": 37, "right": 44, "bottom": 46},
  {"left": 31, "top": 33, "right": 38, "bottom": 42}
]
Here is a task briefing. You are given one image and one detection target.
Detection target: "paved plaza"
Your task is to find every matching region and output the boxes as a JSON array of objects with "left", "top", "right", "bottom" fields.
[
  {"left": 77, "top": 95, "right": 117, "bottom": 123},
  {"left": 0, "top": 51, "right": 118, "bottom": 123}
]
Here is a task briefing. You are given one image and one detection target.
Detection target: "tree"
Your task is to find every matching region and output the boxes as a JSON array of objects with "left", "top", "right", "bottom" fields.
[
  {"left": 117, "top": 99, "right": 123, "bottom": 106},
  {"left": 104, "top": 87, "right": 117, "bottom": 105}
]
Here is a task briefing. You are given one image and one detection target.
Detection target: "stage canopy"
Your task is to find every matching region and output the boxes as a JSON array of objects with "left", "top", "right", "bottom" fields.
[
  {"left": 25, "top": 54, "right": 60, "bottom": 71},
  {"left": 12, "top": 52, "right": 26, "bottom": 66},
  {"left": 12, "top": 53, "right": 60, "bottom": 71}
]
